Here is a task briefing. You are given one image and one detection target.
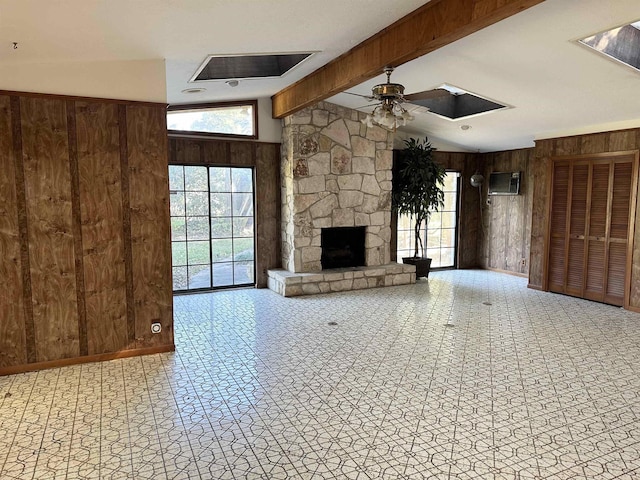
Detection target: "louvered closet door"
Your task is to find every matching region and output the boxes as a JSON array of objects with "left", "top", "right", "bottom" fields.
[
  {"left": 547, "top": 154, "right": 637, "bottom": 307},
  {"left": 548, "top": 161, "right": 570, "bottom": 293},
  {"left": 566, "top": 162, "right": 589, "bottom": 296},
  {"left": 605, "top": 161, "right": 633, "bottom": 305}
]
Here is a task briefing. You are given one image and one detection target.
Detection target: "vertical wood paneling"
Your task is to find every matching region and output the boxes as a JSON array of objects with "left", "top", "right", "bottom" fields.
[
  {"left": 174, "top": 139, "right": 202, "bottom": 164},
  {"left": 76, "top": 102, "right": 129, "bottom": 354},
  {"left": 127, "top": 105, "right": 173, "bottom": 349},
  {"left": 202, "top": 141, "right": 228, "bottom": 164},
  {"left": 480, "top": 149, "right": 531, "bottom": 273},
  {"left": 20, "top": 97, "right": 79, "bottom": 362},
  {"left": 580, "top": 132, "right": 608, "bottom": 154},
  {"left": 608, "top": 130, "right": 636, "bottom": 152},
  {"left": 528, "top": 145, "right": 550, "bottom": 288},
  {"left": 66, "top": 102, "right": 88, "bottom": 356},
  {"left": 256, "top": 143, "right": 281, "bottom": 287},
  {"left": 230, "top": 142, "right": 254, "bottom": 166},
  {"left": 118, "top": 106, "right": 135, "bottom": 344},
  {"left": 0, "top": 96, "right": 27, "bottom": 367}
]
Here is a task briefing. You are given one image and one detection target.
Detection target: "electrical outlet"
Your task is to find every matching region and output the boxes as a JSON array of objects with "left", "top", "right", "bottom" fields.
[
  {"left": 151, "top": 322, "right": 162, "bottom": 334},
  {"left": 521, "top": 258, "right": 526, "bottom": 266}
]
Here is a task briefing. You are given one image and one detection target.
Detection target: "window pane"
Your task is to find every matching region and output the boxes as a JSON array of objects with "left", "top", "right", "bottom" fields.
[
  {"left": 170, "top": 192, "right": 185, "bottom": 216},
  {"left": 441, "top": 211, "right": 456, "bottom": 229},
  {"left": 187, "top": 241, "right": 210, "bottom": 265},
  {"left": 184, "top": 166, "right": 208, "bottom": 191},
  {"left": 231, "top": 168, "right": 253, "bottom": 193},
  {"left": 443, "top": 192, "right": 457, "bottom": 211},
  {"left": 169, "top": 165, "right": 184, "bottom": 191},
  {"left": 427, "top": 228, "right": 441, "bottom": 248},
  {"left": 187, "top": 217, "right": 209, "bottom": 241},
  {"left": 396, "top": 171, "right": 459, "bottom": 267},
  {"left": 188, "top": 264, "right": 211, "bottom": 289},
  {"left": 171, "top": 218, "right": 186, "bottom": 241},
  {"left": 398, "top": 214, "right": 412, "bottom": 229},
  {"left": 212, "top": 238, "right": 233, "bottom": 263},
  {"left": 440, "top": 248, "right": 455, "bottom": 267},
  {"left": 167, "top": 104, "right": 255, "bottom": 137},
  {"left": 173, "top": 266, "right": 188, "bottom": 290},
  {"left": 233, "top": 217, "right": 254, "bottom": 237},
  {"left": 212, "top": 262, "right": 233, "bottom": 287},
  {"left": 186, "top": 192, "right": 209, "bottom": 216},
  {"left": 441, "top": 229, "right": 455, "bottom": 248},
  {"left": 397, "top": 230, "right": 412, "bottom": 250},
  {"left": 211, "top": 217, "right": 232, "bottom": 239},
  {"left": 210, "top": 167, "right": 231, "bottom": 192},
  {"left": 444, "top": 173, "right": 458, "bottom": 191},
  {"left": 429, "top": 211, "right": 442, "bottom": 226},
  {"left": 172, "top": 242, "right": 187, "bottom": 266},
  {"left": 210, "top": 193, "right": 232, "bottom": 216},
  {"left": 426, "top": 249, "right": 441, "bottom": 266},
  {"left": 233, "top": 193, "right": 253, "bottom": 216},
  {"left": 234, "top": 261, "right": 254, "bottom": 285},
  {"left": 233, "top": 238, "right": 254, "bottom": 261}
]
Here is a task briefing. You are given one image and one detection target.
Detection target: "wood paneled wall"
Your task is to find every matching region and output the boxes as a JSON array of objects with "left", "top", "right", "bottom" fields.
[
  {"left": 479, "top": 148, "right": 533, "bottom": 276},
  {"left": 0, "top": 91, "right": 173, "bottom": 374},
  {"left": 528, "top": 129, "right": 640, "bottom": 309},
  {"left": 168, "top": 137, "right": 281, "bottom": 288}
]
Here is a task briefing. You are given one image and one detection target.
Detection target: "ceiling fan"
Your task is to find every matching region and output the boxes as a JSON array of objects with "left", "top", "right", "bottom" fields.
[{"left": 344, "top": 66, "right": 450, "bottom": 130}]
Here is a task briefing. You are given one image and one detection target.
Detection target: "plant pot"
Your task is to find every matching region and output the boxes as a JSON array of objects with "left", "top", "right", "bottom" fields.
[{"left": 402, "top": 257, "right": 432, "bottom": 279}]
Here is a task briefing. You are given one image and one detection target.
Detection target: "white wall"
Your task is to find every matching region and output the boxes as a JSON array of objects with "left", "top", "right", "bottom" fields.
[
  {"left": 0, "top": 59, "right": 167, "bottom": 103},
  {"left": 257, "top": 97, "right": 283, "bottom": 143}
]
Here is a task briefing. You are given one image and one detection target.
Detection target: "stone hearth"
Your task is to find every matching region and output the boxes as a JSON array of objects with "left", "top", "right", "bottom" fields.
[{"left": 268, "top": 101, "right": 415, "bottom": 296}]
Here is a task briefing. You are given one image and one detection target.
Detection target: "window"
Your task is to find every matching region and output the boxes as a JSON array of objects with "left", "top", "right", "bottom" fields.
[
  {"left": 170, "top": 165, "right": 255, "bottom": 292},
  {"left": 167, "top": 101, "right": 257, "bottom": 138},
  {"left": 397, "top": 171, "right": 460, "bottom": 268}
]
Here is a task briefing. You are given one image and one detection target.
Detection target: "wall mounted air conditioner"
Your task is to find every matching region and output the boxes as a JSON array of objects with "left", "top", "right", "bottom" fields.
[{"left": 488, "top": 171, "right": 521, "bottom": 195}]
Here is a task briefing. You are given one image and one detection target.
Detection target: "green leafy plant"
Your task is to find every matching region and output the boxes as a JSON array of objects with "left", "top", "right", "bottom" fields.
[{"left": 392, "top": 137, "right": 446, "bottom": 258}]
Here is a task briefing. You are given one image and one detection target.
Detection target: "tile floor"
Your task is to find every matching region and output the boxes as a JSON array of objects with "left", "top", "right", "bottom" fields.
[{"left": 1, "top": 270, "right": 640, "bottom": 479}]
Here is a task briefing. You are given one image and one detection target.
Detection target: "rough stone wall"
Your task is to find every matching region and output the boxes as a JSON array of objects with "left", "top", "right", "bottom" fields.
[{"left": 281, "top": 101, "right": 395, "bottom": 273}]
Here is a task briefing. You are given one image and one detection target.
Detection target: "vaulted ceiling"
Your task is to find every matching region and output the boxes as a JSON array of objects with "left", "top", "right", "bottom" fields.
[{"left": 1, "top": 0, "right": 639, "bottom": 151}]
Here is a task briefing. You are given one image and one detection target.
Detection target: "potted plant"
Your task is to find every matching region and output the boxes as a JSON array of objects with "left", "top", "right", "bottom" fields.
[{"left": 392, "top": 137, "right": 446, "bottom": 278}]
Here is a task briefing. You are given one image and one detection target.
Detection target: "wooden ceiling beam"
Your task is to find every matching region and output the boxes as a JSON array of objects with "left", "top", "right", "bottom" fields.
[{"left": 271, "top": 0, "right": 545, "bottom": 118}]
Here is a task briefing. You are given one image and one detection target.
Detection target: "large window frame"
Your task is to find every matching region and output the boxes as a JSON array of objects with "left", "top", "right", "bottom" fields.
[
  {"left": 396, "top": 171, "right": 460, "bottom": 269},
  {"left": 167, "top": 100, "right": 259, "bottom": 140},
  {"left": 170, "top": 164, "right": 256, "bottom": 293}
]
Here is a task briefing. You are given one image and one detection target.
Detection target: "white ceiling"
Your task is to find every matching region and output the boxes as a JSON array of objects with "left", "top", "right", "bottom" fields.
[{"left": 1, "top": 0, "right": 639, "bottom": 152}]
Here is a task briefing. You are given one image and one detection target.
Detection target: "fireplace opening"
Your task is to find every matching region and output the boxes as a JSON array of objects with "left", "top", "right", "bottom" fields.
[{"left": 321, "top": 227, "right": 366, "bottom": 270}]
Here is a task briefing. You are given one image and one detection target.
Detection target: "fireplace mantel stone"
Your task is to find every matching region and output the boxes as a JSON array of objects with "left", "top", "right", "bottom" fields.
[{"left": 271, "top": 100, "right": 417, "bottom": 297}]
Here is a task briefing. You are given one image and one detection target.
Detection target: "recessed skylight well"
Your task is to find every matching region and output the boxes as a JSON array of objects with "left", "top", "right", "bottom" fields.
[
  {"left": 191, "top": 52, "right": 314, "bottom": 82},
  {"left": 579, "top": 20, "right": 640, "bottom": 72},
  {"left": 406, "top": 84, "right": 508, "bottom": 121}
]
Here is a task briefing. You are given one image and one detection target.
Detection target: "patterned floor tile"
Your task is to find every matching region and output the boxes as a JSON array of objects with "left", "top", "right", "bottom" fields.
[{"left": 2, "top": 270, "right": 640, "bottom": 478}]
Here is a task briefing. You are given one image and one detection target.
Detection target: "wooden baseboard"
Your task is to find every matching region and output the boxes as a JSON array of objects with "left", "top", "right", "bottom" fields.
[
  {"left": 0, "top": 344, "right": 175, "bottom": 377},
  {"left": 527, "top": 283, "right": 543, "bottom": 291},
  {"left": 483, "top": 267, "right": 528, "bottom": 278}
]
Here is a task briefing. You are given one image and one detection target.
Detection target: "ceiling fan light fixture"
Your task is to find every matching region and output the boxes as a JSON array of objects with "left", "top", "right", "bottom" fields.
[{"left": 361, "top": 66, "right": 414, "bottom": 131}]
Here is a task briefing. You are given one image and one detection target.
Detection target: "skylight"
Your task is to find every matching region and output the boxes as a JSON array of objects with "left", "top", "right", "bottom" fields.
[
  {"left": 407, "top": 84, "right": 508, "bottom": 121},
  {"left": 580, "top": 21, "right": 640, "bottom": 72},
  {"left": 191, "top": 53, "right": 313, "bottom": 82}
]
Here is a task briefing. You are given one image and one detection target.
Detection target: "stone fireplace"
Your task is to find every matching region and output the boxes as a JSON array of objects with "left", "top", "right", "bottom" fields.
[{"left": 267, "top": 101, "right": 415, "bottom": 296}]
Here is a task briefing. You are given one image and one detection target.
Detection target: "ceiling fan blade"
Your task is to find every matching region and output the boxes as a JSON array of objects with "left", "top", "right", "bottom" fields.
[
  {"left": 404, "top": 88, "right": 450, "bottom": 102},
  {"left": 342, "top": 91, "right": 376, "bottom": 102},
  {"left": 354, "top": 103, "right": 379, "bottom": 110}
]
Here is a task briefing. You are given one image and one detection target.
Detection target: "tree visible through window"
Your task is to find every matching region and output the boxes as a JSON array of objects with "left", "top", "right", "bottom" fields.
[{"left": 167, "top": 101, "right": 257, "bottom": 138}]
